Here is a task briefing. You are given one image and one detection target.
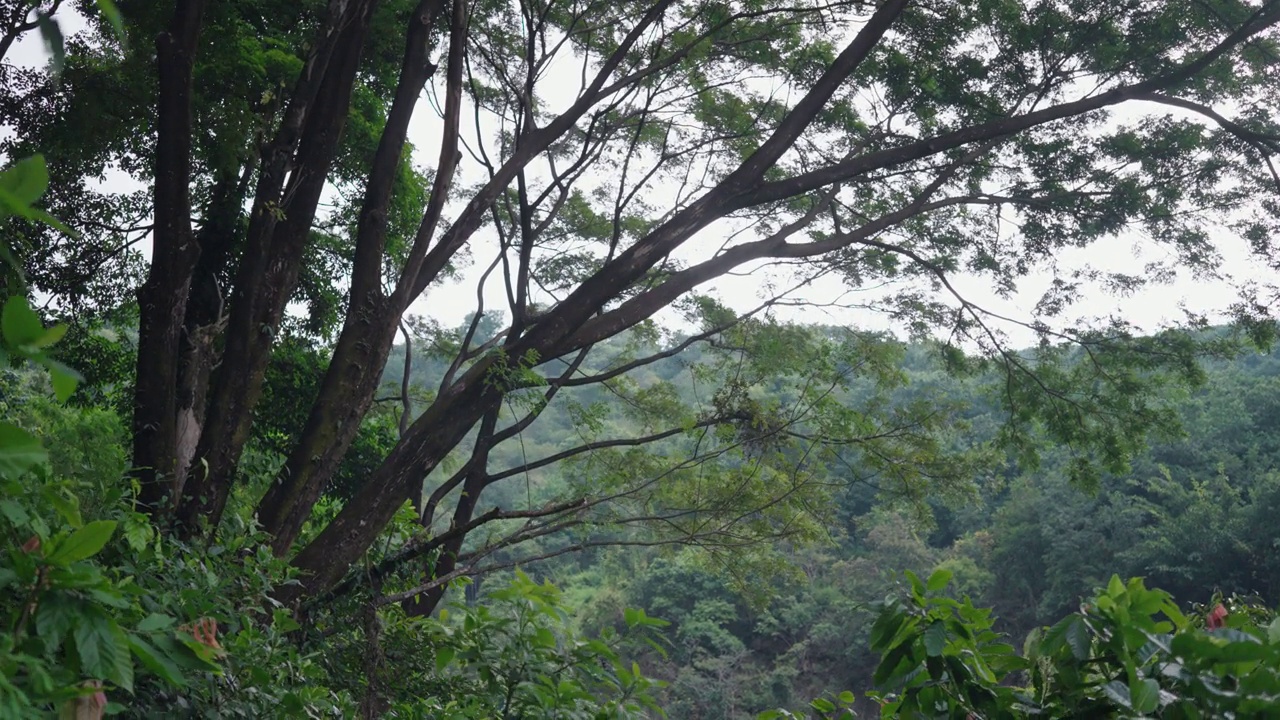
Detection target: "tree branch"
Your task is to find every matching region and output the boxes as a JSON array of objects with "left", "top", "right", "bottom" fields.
[{"left": 736, "top": 4, "right": 1280, "bottom": 208}]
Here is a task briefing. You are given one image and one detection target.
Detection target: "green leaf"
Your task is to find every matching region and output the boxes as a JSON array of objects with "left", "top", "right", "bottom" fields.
[
  {"left": 94, "top": 0, "right": 128, "bottom": 47},
  {"left": 534, "top": 627, "right": 556, "bottom": 648},
  {"left": 0, "top": 498, "right": 31, "bottom": 526},
  {"left": 0, "top": 421, "right": 47, "bottom": 479},
  {"left": 0, "top": 156, "right": 49, "bottom": 207},
  {"left": 905, "top": 570, "right": 925, "bottom": 598},
  {"left": 272, "top": 609, "right": 300, "bottom": 633},
  {"left": 837, "top": 691, "right": 855, "bottom": 704},
  {"left": 128, "top": 635, "right": 186, "bottom": 687},
  {"left": 2, "top": 296, "right": 45, "bottom": 346},
  {"left": 868, "top": 607, "right": 906, "bottom": 651},
  {"left": 48, "top": 361, "right": 81, "bottom": 402},
  {"left": 137, "top": 614, "right": 175, "bottom": 633},
  {"left": 48, "top": 520, "right": 117, "bottom": 564},
  {"left": 923, "top": 621, "right": 947, "bottom": 657},
  {"left": 48, "top": 491, "right": 82, "bottom": 528},
  {"left": 36, "top": 594, "right": 80, "bottom": 649},
  {"left": 1215, "top": 639, "right": 1271, "bottom": 663},
  {"left": 1130, "top": 677, "right": 1160, "bottom": 714},
  {"left": 1107, "top": 574, "right": 1126, "bottom": 598},
  {"left": 149, "top": 632, "right": 220, "bottom": 673},
  {"left": 281, "top": 693, "right": 306, "bottom": 713},
  {"left": 29, "top": 323, "right": 67, "bottom": 349},
  {"left": 122, "top": 513, "right": 152, "bottom": 551},
  {"left": 810, "top": 698, "right": 836, "bottom": 713},
  {"left": 1065, "top": 616, "right": 1092, "bottom": 661},
  {"left": 0, "top": 156, "right": 73, "bottom": 235},
  {"left": 73, "top": 609, "right": 123, "bottom": 682},
  {"left": 436, "top": 646, "right": 456, "bottom": 671},
  {"left": 88, "top": 588, "right": 130, "bottom": 609},
  {"left": 1102, "top": 679, "right": 1132, "bottom": 709},
  {"left": 926, "top": 568, "right": 953, "bottom": 593}
]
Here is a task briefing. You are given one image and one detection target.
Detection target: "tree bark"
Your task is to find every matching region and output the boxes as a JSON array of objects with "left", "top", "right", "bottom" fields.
[
  {"left": 284, "top": 359, "right": 504, "bottom": 600},
  {"left": 255, "top": 0, "right": 447, "bottom": 553},
  {"left": 401, "top": 406, "right": 499, "bottom": 616},
  {"left": 281, "top": 0, "right": 910, "bottom": 594},
  {"left": 133, "top": 0, "right": 209, "bottom": 513},
  {"left": 173, "top": 175, "right": 243, "bottom": 496},
  {"left": 175, "top": 0, "right": 382, "bottom": 534}
]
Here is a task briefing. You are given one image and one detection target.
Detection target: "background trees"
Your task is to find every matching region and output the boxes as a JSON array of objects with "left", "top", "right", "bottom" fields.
[{"left": 3, "top": 0, "right": 1279, "bottom": 618}]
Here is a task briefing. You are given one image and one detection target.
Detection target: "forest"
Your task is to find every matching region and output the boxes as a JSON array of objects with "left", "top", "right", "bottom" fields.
[{"left": 2, "top": 0, "right": 1280, "bottom": 717}]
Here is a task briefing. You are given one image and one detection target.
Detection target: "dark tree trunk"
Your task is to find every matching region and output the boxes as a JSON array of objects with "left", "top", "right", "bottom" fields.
[
  {"left": 402, "top": 407, "right": 499, "bottom": 616},
  {"left": 275, "top": 0, "right": 917, "bottom": 598},
  {"left": 284, "top": 362, "right": 504, "bottom": 600},
  {"left": 255, "top": 0, "right": 447, "bottom": 554},
  {"left": 175, "top": 0, "right": 381, "bottom": 535},
  {"left": 172, "top": 176, "right": 243, "bottom": 496},
  {"left": 133, "top": 0, "right": 209, "bottom": 513}
]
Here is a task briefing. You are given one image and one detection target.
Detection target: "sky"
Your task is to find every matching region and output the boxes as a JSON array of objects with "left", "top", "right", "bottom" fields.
[{"left": 6, "top": 5, "right": 1274, "bottom": 349}]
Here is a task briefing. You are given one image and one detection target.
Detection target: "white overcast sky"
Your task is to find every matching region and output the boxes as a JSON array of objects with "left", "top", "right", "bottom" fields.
[{"left": 7, "top": 8, "right": 1272, "bottom": 348}]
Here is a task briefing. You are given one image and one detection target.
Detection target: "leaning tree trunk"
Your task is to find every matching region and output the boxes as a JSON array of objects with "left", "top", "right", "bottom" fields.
[{"left": 255, "top": 0, "right": 447, "bottom": 554}]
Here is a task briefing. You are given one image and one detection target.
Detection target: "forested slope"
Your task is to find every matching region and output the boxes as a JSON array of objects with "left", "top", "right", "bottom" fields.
[{"left": 373, "top": 322, "right": 1280, "bottom": 718}]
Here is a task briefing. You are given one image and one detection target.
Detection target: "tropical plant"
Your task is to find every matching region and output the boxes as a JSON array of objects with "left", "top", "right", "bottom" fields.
[{"left": 850, "top": 571, "right": 1280, "bottom": 719}]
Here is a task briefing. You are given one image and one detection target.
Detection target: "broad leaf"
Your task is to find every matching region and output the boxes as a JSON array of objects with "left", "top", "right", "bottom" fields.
[
  {"left": 926, "top": 568, "right": 953, "bottom": 593},
  {"left": 0, "top": 422, "right": 47, "bottom": 479},
  {"left": 2, "top": 296, "right": 45, "bottom": 346},
  {"left": 128, "top": 635, "right": 186, "bottom": 687},
  {"left": 0, "top": 155, "right": 49, "bottom": 207},
  {"left": 73, "top": 609, "right": 123, "bottom": 683},
  {"left": 94, "top": 0, "right": 127, "bottom": 47},
  {"left": 48, "top": 520, "right": 117, "bottom": 564}
]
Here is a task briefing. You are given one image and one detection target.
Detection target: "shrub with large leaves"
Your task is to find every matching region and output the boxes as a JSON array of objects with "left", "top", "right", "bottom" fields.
[{"left": 827, "top": 571, "right": 1280, "bottom": 719}]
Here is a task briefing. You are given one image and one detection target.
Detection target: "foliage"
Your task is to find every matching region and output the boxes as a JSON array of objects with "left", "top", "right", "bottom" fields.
[
  {"left": 857, "top": 571, "right": 1280, "bottom": 719},
  {"left": 0, "top": 157, "right": 216, "bottom": 716},
  {"left": 1, "top": 365, "right": 669, "bottom": 717},
  {"left": 552, "top": 341, "right": 1280, "bottom": 718},
  {"left": 381, "top": 571, "right": 668, "bottom": 718},
  {"left": 5, "top": 0, "right": 1280, "bottom": 710}
]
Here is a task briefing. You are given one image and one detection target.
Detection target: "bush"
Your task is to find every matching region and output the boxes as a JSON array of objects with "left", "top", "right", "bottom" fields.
[{"left": 770, "top": 570, "right": 1280, "bottom": 719}]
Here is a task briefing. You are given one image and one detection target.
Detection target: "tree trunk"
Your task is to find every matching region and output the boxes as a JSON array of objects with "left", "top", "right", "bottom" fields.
[
  {"left": 277, "top": 0, "right": 911, "bottom": 597},
  {"left": 255, "top": 0, "right": 445, "bottom": 554},
  {"left": 133, "top": 0, "right": 209, "bottom": 513},
  {"left": 284, "top": 361, "right": 504, "bottom": 601},
  {"left": 402, "top": 407, "right": 499, "bottom": 616},
  {"left": 174, "top": 0, "right": 381, "bottom": 535},
  {"left": 172, "top": 176, "right": 242, "bottom": 495}
]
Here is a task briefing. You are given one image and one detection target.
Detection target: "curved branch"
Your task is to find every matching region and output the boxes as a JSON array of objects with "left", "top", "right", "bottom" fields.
[{"left": 737, "top": 4, "right": 1280, "bottom": 207}]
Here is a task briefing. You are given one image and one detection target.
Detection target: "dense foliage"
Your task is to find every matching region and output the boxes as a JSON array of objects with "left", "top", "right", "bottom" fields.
[
  {"left": 527, "top": 338, "right": 1280, "bottom": 717},
  {"left": 4, "top": 0, "right": 1280, "bottom": 716},
  {"left": 10, "top": 271, "right": 1280, "bottom": 714}
]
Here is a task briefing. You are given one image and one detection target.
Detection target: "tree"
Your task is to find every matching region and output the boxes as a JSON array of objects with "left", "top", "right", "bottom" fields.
[{"left": 3, "top": 0, "right": 1279, "bottom": 612}]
